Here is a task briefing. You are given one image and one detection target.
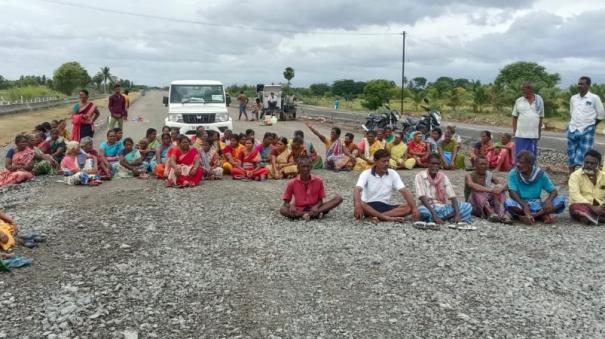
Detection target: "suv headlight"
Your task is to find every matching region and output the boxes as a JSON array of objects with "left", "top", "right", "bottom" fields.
[
  {"left": 168, "top": 114, "right": 183, "bottom": 123},
  {"left": 215, "top": 113, "right": 229, "bottom": 122}
]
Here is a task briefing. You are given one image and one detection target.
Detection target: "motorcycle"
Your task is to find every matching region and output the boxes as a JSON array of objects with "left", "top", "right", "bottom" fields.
[
  {"left": 400, "top": 99, "right": 442, "bottom": 140},
  {"left": 361, "top": 109, "right": 401, "bottom": 132}
]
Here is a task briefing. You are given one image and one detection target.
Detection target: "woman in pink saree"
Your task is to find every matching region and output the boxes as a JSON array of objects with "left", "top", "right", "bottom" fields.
[
  {"left": 166, "top": 135, "right": 203, "bottom": 188},
  {"left": 0, "top": 135, "right": 35, "bottom": 187}
]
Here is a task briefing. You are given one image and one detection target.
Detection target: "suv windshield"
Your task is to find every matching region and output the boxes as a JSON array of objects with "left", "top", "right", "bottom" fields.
[{"left": 170, "top": 85, "right": 224, "bottom": 104}]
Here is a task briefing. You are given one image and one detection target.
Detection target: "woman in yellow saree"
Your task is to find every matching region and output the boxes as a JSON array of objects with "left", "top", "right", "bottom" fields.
[
  {"left": 268, "top": 137, "right": 298, "bottom": 179},
  {"left": 353, "top": 130, "right": 383, "bottom": 171}
]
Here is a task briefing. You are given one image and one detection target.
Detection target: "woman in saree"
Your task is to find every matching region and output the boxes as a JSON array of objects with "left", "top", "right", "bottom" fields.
[
  {"left": 406, "top": 131, "right": 429, "bottom": 168},
  {"left": 152, "top": 133, "right": 173, "bottom": 178},
  {"left": 77, "top": 136, "right": 111, "bottom": 180},
  {"left": 353, "top": 130, "right": 383, "bottom": 171},
  {"left": 255, "top": 132, "right": 274, "bottom": 167},
  {"left": 267, "top": 137, "right": 298, "bottom": 179},
  {"left": 117, "top": 138, "right": 147, "bottom": 178},
  {"left": 60, "top": 141, "right": 101, "bottom": 186},
  {"left": 0, "top": 135, "right": 35, "bottom": 187},
  {"left": 71, "top": 89, "right": 100, "bottom": 141},
  {"left": 290, "top": 136, "right": 308, "bottom": 163},
  {"left": 49, "top": 128, "right": 66, "bottom": 164},
  {"left": 222, "top": 134, "right": 244, "bottom": 175},
  {"left": 230, "top": 138, "right": 269, "bottom": 181},
  {"left": 31, "top": 132, "right": 58, "bottom": 175},
  {"left": 471, "top": 130, "right": 495, "bottom": 168},
  {"left": 166, "top": 135, "right": 203, "bottom": 188},
  {"left": 99, "top": 130, "right": 124, "bottom": 176},
  {"left": 199, "top": 138, "right": 223, "bottom": 180}
]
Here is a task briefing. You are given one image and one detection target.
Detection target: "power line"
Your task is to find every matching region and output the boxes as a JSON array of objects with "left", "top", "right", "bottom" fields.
[{"left": 38, "top": 0, "right": 402, "bottom": 36}]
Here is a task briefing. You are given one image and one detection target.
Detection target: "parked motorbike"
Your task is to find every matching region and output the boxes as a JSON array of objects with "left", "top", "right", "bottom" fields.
[
  {"left": 361, "top": 110, "right": 401, "bottom": 131},
  {"left": 401, "top": 99, "right": 442, "bottom": 140}
]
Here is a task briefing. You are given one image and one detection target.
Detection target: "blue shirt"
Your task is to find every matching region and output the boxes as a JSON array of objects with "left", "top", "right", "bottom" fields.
[
  {"left": 508, "top": 168, "right": 555, "bottom": 200},
  {"left": 100, "top": 141, "right": 124, "bottom": 158}
]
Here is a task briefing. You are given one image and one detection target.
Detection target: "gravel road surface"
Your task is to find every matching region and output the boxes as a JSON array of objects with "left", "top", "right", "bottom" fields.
[{"left": 1, "top": 91, "right": 604, "bottom": 338}]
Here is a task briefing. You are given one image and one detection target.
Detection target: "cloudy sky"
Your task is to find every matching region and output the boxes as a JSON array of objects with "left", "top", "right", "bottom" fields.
[{"left": 2, "top": 0, "right": 604, "bottom": 87}]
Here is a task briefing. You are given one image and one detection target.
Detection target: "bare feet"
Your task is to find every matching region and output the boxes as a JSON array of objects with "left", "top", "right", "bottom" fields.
[
  {"left": 542, "top": 214, "right": 554, "bottom": 224},
  {"left": 302, "top": 213, "right": 311, "bottom": 222}
]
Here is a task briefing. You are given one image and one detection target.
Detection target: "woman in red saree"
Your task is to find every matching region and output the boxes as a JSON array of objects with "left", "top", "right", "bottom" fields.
[
  {"left": 0, "top": 135, "right": 35, "bottom": 187},
  {"left": 166, "top": 135, "right": 203, "bottom": 188},
  {"left": 406, "top": 131, "right": 429, "bottom": 168},
  {"left": 230, "top": 138, "right": 269, "bottom": 180},
  {"left": 71, "top": 89, "right": 100, "bottom": 141},
  {"left": 472, "top": 130, "right": 495, "bottom": 168}
]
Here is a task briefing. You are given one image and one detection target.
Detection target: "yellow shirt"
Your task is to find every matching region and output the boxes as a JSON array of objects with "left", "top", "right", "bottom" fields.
[
  {"left": 387, "top": 142, "right": 407, "bottom": 161},
  {"left": 568, "top": 168, "right": 605, "bottom": 205}
]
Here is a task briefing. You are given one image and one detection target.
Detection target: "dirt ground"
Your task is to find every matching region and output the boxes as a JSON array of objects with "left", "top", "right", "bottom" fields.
[{"left": 1, "top": 92, "right": 603, "bottom": 338}]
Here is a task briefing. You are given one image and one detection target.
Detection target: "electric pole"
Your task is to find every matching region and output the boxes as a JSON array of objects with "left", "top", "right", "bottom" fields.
[{"left": 401, "top": 31, "right": 406, "bottom": 113}]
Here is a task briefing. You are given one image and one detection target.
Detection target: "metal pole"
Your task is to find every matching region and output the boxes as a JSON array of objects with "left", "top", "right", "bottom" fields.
[{"left": 401, "top": 31, "right": 406, "bottom": 113}]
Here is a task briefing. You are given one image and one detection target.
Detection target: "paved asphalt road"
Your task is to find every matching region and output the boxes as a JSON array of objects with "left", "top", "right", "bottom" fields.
[{"left": 297, "top": 104, "right": 605, "bottom": 150}]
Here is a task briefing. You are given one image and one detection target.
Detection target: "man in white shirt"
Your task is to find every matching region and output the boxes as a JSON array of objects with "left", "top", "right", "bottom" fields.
[
  {"left": 567, "top": 76, "right": 605, "bottom": 172},
  {"left": 415, "top": 154, "right": 472, "bottom": 226},
  {"left": 353, "top": 149, "right": 419, "bottom": 222},
  {"left": 267, "top": 92, "right": 278, "bottom": 116},
  {"left": 512, "top": 81, "right": 543, "bottom": 160}
]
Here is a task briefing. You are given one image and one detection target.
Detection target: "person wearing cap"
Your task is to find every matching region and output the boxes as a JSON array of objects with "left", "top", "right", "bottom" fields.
[{"left": 353, "top": 149, "right": 420, "bottom": 222}]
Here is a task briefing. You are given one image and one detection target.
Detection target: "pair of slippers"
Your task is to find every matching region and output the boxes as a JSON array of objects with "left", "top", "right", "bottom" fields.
[
  {"left": 18, "top": 233, "right": 46, "bottom": 248},
  {"left": 413, "top": 221, "right": 477, "bottom": 231},
  {"left": 0, "top": 256, "right": 33, "bottom": 272}
]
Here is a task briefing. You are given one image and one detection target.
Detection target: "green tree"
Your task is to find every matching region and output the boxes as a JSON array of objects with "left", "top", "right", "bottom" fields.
[
  {"left": 409, "top": 89, "right": 425, "bottom": 111},
  {"left": 93, "top": 72, "right": 104, "bottom": 90},
  {"left": 495, "top": 61, "right": 560, "bottom": 91},
  {"left": 471, "top": 81, "right": 489, "bottom": 113},
  {"left": 100, "top": 66, "right": 111, "bottom": 93},
  {"left": 410, "top": 77, "right": 427, "bottom": 90},
  {"left": 0, "top": 75, "right": 9, "bottom": 90},
  {"left": 431, "top": 77, "right": 454, "bottom": 97},
  {"left": 447, "top": 87, "right": 467, "bottom": 112},
  {"left": 309, "top": 83, "right": 330, "bottom": 96},
  {"left": 332, "top": 79, "right": 366, "bottom": 101},
  {"left": 52, "top": 62, "right": 90, "bottom": 95},
  {"left": 488, "top": 84, "right": 508, "bottom": 112},
  {"left": 361, "top": 79, "right": 396, "bottom": 110},
  {"left": 283, "top": 67, "right": 295, "bottom": 87}
]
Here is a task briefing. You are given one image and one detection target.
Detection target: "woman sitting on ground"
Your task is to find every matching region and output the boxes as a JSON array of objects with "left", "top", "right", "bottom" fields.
[
  {"left": 471, "top": 130, "right": 495, "bottom": 168},
  {"left": 49, "top": 128, "right": 66, "bottom": 165},
  {"left": 199, "top": 138, "right": 223, "bottom": 180},
  {"left": 60, "top": 141, "right": 101, "bottom": 186},
  {"left": 222, "top": 134, "right": 244, "bottom": 175},
  {"left": 0, "top": 211, "right": 17, "bottom": 252},
  {"left": 117, "top": 138, "right": 146, "bottom": 178},
  {"left": 79, "top": 137, "right": 112, "bottom": 180},
  {"left": 290, "top": 136, "right": 308, "bottom": 163},
  {"left": 491, "top": 133, "right": 515, "bottom": 172},
  {"left": 354, "top": 130, "right": 383, "bottom": 171},
  {"left": 138, "top": 139, "right": 155, "bottom": 173},
  {"left": 0, "top": 135, "right": 35, "bottom": 187},
  {"left": 438, "top": 129, "right": 465, "bottom": 170},
  {"left": 99, "top": 130, "right": 124, "bottom": 176},
  {"left": 256, "top": 132, "right": 274, "bottom": 167},
  {"left": 166, "top": 135, "right": 203, "bottom": 188},
  {"left": 152, "top": 132, "right": 172, "bottom": 178},
  {"left": 268, "top": 137, "right": 298, "bottom": 179},
  {"left": 231, "top": 137, "right": 269, "bottom": 181},
  {"left": 31, "top": 132, "right": 58, "bottom": 175},
  {"left": 406, "top": 131, "right": 429, "bottom": 168},
  {"left": 387, "top": 132, "right": 415, "bottom": 170},
  {"left": 146, "top": 128, "right": 160, "bottom": 150},
  {"left": 464, "top": 156, "right": 511, "bottom": 224}
]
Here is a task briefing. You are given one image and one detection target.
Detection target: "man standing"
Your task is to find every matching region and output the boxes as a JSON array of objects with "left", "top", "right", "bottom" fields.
[
  {"left": 280, "top": 158, "right": 343, "bottom": 221},
  {"left": 353, "top": 149, "right": 420, "bottom": 222},
  {"left": 568, "top": 149, "right": 605, "bottom": 225},
  {"left": 415, "top": 154, "right": 472, "bottom": 228},
  {"left": 122, "top": 89, "right": 130, "bottom": 110},
  {"left": 108, "top": 84, "right": 127, "bottom": 130},
  {"left": 512, "top": 81, "right": 543, "bottom": 160},
  {"left": 237, "top": 91, "right": 248, "bottom": 120},
  {"left": 567, "top": 76, "right": 605, "bottom": 172}
]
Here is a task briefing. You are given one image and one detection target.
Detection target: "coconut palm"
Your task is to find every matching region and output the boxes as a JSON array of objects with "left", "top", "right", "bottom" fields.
[
  {"left": 283, "top": 67, "right": 295, "bottom": 87},
  {"left": 100, "top": 66, "right": 111, "bottom": 93}
]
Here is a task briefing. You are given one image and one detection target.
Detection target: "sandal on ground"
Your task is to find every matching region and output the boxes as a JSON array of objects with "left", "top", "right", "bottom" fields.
[
  {"left": 413, "top": 221, "right": 427, "bottom": 230},
  {"left": 426, "top": 222, "right": 440, "bottom": 230},
  {"left": 488, "top": 214, "right": 500, "bottom": 223},
  {"left": 448, "top": 222, "right": 477, "bottom": 231}
]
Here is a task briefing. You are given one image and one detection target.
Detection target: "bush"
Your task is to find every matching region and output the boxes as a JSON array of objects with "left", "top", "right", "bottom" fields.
[{"left": 0, "top": 86, "right": 64, "bottom": 101}]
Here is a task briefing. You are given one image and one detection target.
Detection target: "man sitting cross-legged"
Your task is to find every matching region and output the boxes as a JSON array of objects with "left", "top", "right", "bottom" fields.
[
  {"left": 415, "top": 153, "right": 473, "bottom": 228},
  {"left": 568, "top": 149, "right": 605, "bottom": 225},
  {"left": 504, "top": 150, "right": 566, "bottom": 224},
  {"left": 280, "top": 157, "right": 343, "bottom": 221},
  {"left": 353, "top": 149, "right": 420, "bottom": 222}
]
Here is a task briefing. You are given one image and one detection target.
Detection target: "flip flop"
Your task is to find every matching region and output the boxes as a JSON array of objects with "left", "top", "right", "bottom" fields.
[
  {"left": 449, "top": 222, "right": 477, "bottom": 231},
  {"left": 413, "top": 221, "right": 428, "bottom": 230},
  {"left": 426, "top": 222, "right": 440, "bottom": 230}
]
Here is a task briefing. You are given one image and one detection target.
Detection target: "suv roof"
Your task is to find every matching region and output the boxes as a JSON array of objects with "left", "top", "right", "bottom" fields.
[{"left": 171, "top": 80, "right": 223, "bottom": 85}]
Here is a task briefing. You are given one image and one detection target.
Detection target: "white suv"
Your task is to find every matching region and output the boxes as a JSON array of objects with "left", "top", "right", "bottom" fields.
[{"left": 163, "top": 80, "right": 233, "bottom": 135}]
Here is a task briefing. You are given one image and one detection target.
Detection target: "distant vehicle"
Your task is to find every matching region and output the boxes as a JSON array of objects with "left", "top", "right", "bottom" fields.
[
  {"left": 162, "top": 80, "right": 233, "bottom": 136},
  {"left": 257, "top": 84, "right": 297, "bottom": 121}
]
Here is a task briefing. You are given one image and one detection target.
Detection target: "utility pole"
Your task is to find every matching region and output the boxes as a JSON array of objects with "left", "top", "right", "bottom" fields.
[{"left": 401, "top": 31, "right": 406, "bottom": 113}]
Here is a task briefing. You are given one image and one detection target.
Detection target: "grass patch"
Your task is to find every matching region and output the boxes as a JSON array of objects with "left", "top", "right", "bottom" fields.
[{"left": 0, "top": 86, "right": 65, "bottom": 102}]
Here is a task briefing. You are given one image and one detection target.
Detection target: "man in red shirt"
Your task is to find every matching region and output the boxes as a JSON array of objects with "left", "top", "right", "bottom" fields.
[
  {"left": 280, "top": 157, "right": 343, "bottom": 220},
  {"left": 108, "top": 84, "right": 127, "bottom": 130}
]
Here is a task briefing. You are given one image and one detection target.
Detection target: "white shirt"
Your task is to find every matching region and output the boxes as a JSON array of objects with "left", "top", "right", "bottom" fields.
[
  {"left": 268, "top": 95, "right": 278, "bottom": 103},
  {"left": 356, "top": 168, "right": 405, "bottom": 204},
  {"left": 569, "top": 91, "right": 605, "bottom": 132},
  {"left": 512, "top": 95, "right": 544, "bottom": 139},
  {"left": 414, "top": 170, "right": 456, "bottom": 206}
]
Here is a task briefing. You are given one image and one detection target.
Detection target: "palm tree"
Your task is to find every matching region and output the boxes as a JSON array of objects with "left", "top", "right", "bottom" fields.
[
  {"left": 100, "top": 66, "right": 111, "bottom": 93},
  {"left": 283, "top": 67, "right": 295, "bottom": 87},
  {"left": 93, "top": 72, "right": 104, "bottom": 91}
]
